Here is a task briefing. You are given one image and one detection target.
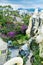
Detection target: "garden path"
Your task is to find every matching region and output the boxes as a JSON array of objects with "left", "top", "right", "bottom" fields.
[{"left": 26, "top": 51, "right": 33, "bottom": 65}]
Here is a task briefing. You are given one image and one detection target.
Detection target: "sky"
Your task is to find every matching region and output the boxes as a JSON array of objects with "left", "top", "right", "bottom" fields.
[{"left": 0, "top": 0, "right": 43, "bottom": 10}]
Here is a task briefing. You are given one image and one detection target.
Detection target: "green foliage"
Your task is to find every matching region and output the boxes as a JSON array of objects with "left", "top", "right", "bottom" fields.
[
  {"left": 11, "top": 34, "right": 29, "bottom": 46},
  {"left": 33, "top": 55, "right": 41, "bottom": 65},
  {"left": 11, "top": 40, "right": 19, "bottom": 46},
  {"left": 30, "top": 40, "right": 43, "bottom": 65},
  {"left": 12, "top": 10, "right": 19, "bottom": 16},
  {"left": 22, "top": 14, "right": 31, "bottom": 25},
  {"left": 30, "top": 40, "right": 39, "bottom": 55},
  {"left": 15, "top": 25, "right": 21, "bottom": 32},
  {"left": 1, "top": 26, "right": 8, "bottom": 34},
  {"left": 15, "top": 34, "right": 29, "bottom": 42},
  {"left": 23, "top": 56, "right": 28, "bottom": 65}
]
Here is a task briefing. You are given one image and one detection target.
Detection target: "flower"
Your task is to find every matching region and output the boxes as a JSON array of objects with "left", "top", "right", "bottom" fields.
[
  {"left": 7, "top": 31, "right": 16, "bottom": 38},
  {"left": 21, "top": 25, "right": 28, "bottom": 33}
]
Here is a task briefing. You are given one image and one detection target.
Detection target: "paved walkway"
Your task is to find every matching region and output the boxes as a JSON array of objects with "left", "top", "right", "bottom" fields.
[{"left": 26, "top": 51, "right": 33, "bottom": 65}]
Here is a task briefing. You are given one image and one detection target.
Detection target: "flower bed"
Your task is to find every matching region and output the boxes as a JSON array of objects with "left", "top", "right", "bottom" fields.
[{"left": 0, "top": 21, "right": 28, "bottom": 47}]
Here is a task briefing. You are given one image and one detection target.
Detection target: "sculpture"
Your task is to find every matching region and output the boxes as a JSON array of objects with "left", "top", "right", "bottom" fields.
[{"left": 4, "top": 57, "right": 23, "bottom": 65}]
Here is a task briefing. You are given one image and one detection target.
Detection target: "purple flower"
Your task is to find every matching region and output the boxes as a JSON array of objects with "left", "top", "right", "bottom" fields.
[
  {"left": 7, "top": 31, "right": 16, "bottom": 38},
  {"left": 21, "top": 25, "right": 28, "bottom": 33}
]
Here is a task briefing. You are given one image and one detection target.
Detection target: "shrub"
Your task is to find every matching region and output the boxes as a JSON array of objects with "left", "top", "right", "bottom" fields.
[
  {"left": 12, "top": 40, "right": 19, "bottom": 46},
  {"left": 1, "top": 26, "right": 9, "bottom": 34}
]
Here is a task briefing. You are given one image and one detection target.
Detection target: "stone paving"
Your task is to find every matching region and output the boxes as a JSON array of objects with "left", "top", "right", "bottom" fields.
[{"left": 26, "top": 51, "right": 33, "bottom": 65}]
